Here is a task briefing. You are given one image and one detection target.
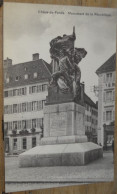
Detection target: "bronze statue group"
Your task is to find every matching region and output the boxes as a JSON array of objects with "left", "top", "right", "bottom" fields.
[{"left": 49, "top": 26, "right": 87, "bottom": 100}]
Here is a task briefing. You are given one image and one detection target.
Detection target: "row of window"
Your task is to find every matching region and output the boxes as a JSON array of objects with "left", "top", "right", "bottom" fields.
[
  {"left": 85, "top": 104, "right": 91, "bottom": 111},
  {"left": 13, "top": 137, "right": 36, "bottom": 150},
  {"left": 105, "top": 83, "right": 115, "bottom": 88},
  {"left": 4, "top": 118, "right": 43, "bottom": 131},
  {"left": 4, "top": 84, "right": 48, "bottom": 98},
  {"left": 4, "top": 87, "right": 26, "bottom": 97},
  {"left": 85, "top": 115, "right": 98, "bottom": 125},
  {"left": 103, "top": 90, "right": 115, "bottom": 102},
  {"left": 85, "top": 126, "right": 96, "bottom": 133},
  {"left": 103, "top": 72, "right": 115, "bottom": 83},
  {"left": 85, "top": 104, "right": 98, "bottom": 116},
  {"left": 92, "top": 118, "right": 98, "bottom": 125},
  {"left": 92, "top": 128, "right": 96, "bottom": 134},
  {"left": 4, "top": 100, "right": 45, "bottom": 114},
  {"left": 92, "top": 109, "right": 98, "bottom": 116},
  {"left": 29, "top": 84, "right": 48, "bottom": 94},
  {"left": 85, "top": 115, "right": 91, "bottom": 122},
  {"left": 5, "top": 72, "right": 39, "bottom": 84},
  {"left": 103, "top": 110, "right": 115, "bottom": 122}
]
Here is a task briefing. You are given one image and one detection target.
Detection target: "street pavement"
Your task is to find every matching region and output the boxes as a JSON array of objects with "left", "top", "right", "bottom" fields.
[{"left": 5, "top": 151, "right": 114, "bottom": 192}]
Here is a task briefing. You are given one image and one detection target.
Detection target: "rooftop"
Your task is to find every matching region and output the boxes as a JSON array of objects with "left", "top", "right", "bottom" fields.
[
  {"left": 96, "top": 53, "right": 116, "bottom": 75},
  {"left": 84, "top": 93, "right": 98, "bottom": 109},
  {"left": 4, "top": 57, "right": 52, "bottom": 89}
]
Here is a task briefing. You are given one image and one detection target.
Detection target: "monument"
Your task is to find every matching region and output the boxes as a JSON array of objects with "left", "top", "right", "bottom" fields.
[{"left": 19, "top": 27, "right": 103, "bottom": 167}]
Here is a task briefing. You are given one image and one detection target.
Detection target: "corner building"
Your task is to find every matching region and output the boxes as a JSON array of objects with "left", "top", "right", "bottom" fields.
[
  {"left": 96, "top": 53, "right": 116, "bottom": 147},
  {"left": 4, "top": 53, "right": 51, "bottom": 154},
  {"left": 84, "top": 94, "right": 98, "bottom": 143}
]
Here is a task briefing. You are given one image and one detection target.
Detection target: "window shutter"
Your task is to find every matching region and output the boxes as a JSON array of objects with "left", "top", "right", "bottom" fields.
[
  {"left": 8, "top": 105, "right": 10, "bottom": 114},
  {"left": 17, "top": 121, "right": 19, "bottom": 130},
  {"left": 18, "top": 121, "right": 21, "bottom": 130},
  {"left": 37, "top": 118, "right": 39, "bottom": 128},
  {"left": 103, "top": 74, "right": 106, "bottom": 83},
  {"left": 103, "top": 92, "right": 106, "bottom": 102},
  {"left": 113, "top": 91, "right": 115, "bottom": 101},
  {"left": 20, "top": 103, "right": 22, "bottom": 113},
  {"left": 26, "top": 120, "right": 28, "bottom": 129},
  {"left": 17, "top": 104, "right": 20, "bottom": 113},
  {"left": 24, "top": 87, "right": 26, "bottom": 95},
  {"left": 29, "top": 87, "right": 31, "bottom": 94},
  {"left": 27, "top": 120, "right": 31, "bottom": 129},
  {"left": 26, "top": 102, "right": 28, "bottom": 112},
  {"left": 37, "top": 101, "right": 42, "bottom": 110},
  {"left": 8, "top": 122, "right": 10, "bottom": 130},
  {"left": 10, "top": 122, "right": 12, "bottom": 130},
  {"left": 37, "top": 101, "right": 39, "bottom": 110},
  {"left": 29, "top": 102, "right": 31, "bottom": 111},
  {"left": 10, "top": 105, "right": 12, "bottom": 114},
  {"left": 113, "top": 72, "right": 115, "bottom": 82}
]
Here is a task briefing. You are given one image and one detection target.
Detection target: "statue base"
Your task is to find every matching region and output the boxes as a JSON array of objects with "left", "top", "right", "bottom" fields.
[
  {"left": 43, "top": 102, "right": 87, "bottom": 141},
  {"left": 19, "top": 142, "right": 103, "bottom": 167},
  {"left": 40, "top": 135, "right": 87, "bottom": 145},
  {"left": 19, "top": 102, "right": 103, "bottom": 167}
]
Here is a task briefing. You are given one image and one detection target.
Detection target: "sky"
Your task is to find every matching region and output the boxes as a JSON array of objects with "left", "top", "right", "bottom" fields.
[{"left": 4, "top": 3, "right": 117, "bottom": 102}]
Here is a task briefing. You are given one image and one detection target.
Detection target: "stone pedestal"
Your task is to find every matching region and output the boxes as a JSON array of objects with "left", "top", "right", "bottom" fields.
[
  {"left": 19, "top": 142, "right": 103, "bottom": 167},
  {"left": 19, "top": 101, "right": 103, "bottom": 167},
  {"left": 41, "top": 102, "right": 87, "bottom": 145}
]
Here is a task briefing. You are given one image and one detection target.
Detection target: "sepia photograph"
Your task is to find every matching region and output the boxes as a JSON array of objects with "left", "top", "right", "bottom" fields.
[{"left": 3, "top": 3, "right": 117, "bottom": 192}]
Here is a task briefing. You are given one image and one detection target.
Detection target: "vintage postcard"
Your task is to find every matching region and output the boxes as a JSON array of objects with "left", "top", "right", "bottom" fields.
[{"left": 3, "top": 3, "right": 117, "bottom": 192}]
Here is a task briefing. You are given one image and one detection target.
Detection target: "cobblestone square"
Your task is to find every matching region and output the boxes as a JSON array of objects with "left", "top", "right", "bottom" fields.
[{"left": 5, "top": 151, "right": 114, "bottom": 192}]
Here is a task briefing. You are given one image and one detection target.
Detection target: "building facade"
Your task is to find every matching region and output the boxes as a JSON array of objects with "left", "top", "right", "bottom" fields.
[
  {"left": 4, "top": 53, "right": 51, "bottom": 154},
  {"left": 96, "top": 53, "right": 116, "bottom": 147},
  {"left": 84, "top": 94, "right": 98, "bottom": 143}
]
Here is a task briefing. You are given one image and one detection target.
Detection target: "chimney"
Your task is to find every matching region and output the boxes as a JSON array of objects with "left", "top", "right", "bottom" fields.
[
  {"left": 32, "top": 53, "right": 39, "bottom": 61},
  {"left": 81, "top": 81, "right": 85, "bottom": 92},
  {"left": 4, "top": 58, "right": 12, "bottom": 68}
]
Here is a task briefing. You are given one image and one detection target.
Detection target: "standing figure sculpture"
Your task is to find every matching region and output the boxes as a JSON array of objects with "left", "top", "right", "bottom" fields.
[{"left": 49, "top": 27, "right": 87, "bottom": 101}]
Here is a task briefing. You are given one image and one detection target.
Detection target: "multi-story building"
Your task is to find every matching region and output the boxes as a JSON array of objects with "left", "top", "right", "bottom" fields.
[
  {"left": 84, "top": 94, "right": 98, "bottom": 143},
  {"left": 4, "top": 53, "right": 51, "bottom": 154},
  {"left": 4, "top": 54, "right": 98, "bottom": 154},
  {"left": 96, "top": 53, "right": 116, "bottom": 147}
]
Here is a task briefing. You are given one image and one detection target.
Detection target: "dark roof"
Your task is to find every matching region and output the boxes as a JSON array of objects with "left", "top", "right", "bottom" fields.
[
  {"left": 84, "top": 93, "right": 98, "bottom": 109},
  {"left": 4, "top": 59, "right": 52, "bottom": 89},
  {"left": 96, "top": 53, "right": 116, "bottom": 75}
]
